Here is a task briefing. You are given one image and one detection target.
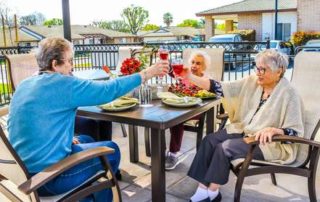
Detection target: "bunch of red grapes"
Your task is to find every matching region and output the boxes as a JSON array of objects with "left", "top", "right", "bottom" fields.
[{"left": 168, "top": 82, "right": 202, "bottom": 97}]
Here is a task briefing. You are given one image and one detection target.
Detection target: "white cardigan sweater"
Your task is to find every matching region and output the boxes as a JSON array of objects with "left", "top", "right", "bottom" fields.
[{"left": 221, "top": 75, "right": 304, "bottom": 164}]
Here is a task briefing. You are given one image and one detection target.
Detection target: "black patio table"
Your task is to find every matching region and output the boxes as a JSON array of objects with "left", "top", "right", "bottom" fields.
[{"left": 77, "top": 98, "right": 221, "bottom": 202}]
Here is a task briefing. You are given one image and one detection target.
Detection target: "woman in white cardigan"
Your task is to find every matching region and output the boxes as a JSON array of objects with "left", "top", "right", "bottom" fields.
[{"left": 184, "top": 49, "right": 304, "bottom": 202}]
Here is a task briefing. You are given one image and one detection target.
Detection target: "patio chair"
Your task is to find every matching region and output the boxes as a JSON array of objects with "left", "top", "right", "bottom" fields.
[
  {"left": 0, "top": 106, "right": 122, "bottom": 202},
  {"left": 231, "top": 51, "right": 320, "bottom": 202},
  {"left": 5, "top": 53, "right": 114, "bottom": 143},
  {"left": 4, "top": 53, "right": 39, "bottom": 92},
  {"left": 144, "top": 48, "right": 225, "bottom": 157}
]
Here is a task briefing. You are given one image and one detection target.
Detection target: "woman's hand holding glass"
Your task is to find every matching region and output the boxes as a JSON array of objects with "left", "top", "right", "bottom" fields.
[
  {"left": 157, "top": 49, "right": 170, "bottom": 88},
  {"left": 171, "top": 58, "right": 191, "bottom": 81},
  {"left": 140, "top": 60, "right": 169, "bottom": 82}
]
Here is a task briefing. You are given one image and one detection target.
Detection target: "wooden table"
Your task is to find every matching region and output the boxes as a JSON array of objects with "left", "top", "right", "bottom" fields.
[{"left": 77, "top": 98, "right": 220, "bottom": 202}]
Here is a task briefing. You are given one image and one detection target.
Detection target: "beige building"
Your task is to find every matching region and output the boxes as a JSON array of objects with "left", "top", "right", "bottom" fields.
[
  {"left": 137, "top": 27, "right": 214, "bottom": 42},
  {"left": 19, "top": 25, "right": 137, "bottom": 45},
  {"left": 197, "top": 0, "right": 320, "bottom": 41}
]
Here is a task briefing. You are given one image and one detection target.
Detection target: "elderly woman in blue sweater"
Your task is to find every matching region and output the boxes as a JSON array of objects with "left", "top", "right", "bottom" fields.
[{"left": 8, "top": 37, "right": 169, "bottom": 201}]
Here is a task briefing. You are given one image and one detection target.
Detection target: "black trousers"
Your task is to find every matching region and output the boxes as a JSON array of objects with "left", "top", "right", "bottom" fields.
[{"left": 188, "top": 129, "right": 264, "bottom": 186}]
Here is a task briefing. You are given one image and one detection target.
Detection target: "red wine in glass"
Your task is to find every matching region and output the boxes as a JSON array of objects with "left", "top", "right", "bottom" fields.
[
  {"left": 159, "top": 50, "right": 169, "bottom": 60},
  {"left": 172, "top": 64, "right": 183, "bottom": 76}
]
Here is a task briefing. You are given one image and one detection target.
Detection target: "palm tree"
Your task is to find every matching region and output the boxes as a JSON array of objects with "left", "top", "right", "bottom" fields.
[{"left": 163, "top": 12, "right": 173, "bottom": 27}]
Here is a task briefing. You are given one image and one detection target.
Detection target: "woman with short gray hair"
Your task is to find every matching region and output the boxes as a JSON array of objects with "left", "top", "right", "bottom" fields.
[
  {"left": 180, "top": 49, "right": 304, "bottom": 202},
  {"left": 8, "top": 37, "right": 169, "bottom": 201}
]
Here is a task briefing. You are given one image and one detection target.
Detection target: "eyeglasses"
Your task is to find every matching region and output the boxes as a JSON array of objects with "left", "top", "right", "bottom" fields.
[
  {"left": 254, "top": 66, "right": 267, "bottom": 75},
  {"left": 191, "top": 60, "right": 202, "bottom": 65},
  {"left": 60, "top": 58, "right": 73, "bottom": 65}
]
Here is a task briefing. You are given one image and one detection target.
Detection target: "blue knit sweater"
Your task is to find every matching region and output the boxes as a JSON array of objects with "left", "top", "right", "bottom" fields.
[{"left": 8, "top": 72, "right": 141, "bottom": 173}]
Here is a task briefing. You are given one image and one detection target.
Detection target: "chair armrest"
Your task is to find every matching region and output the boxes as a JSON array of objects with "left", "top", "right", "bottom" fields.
[
  {"left": 18, "top": 146, "right": 114, "bottom": 194},
  {"left": 0, "top": 106, "right": 9, "bottom": 116},
  {"left": 216, "top": 113, "right": 228, "bottom": 120},
  {"left": 244, "top": 135, "right": 320, "bottom": 148}
]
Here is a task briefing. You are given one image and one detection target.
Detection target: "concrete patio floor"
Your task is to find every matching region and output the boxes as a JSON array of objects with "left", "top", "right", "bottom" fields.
[
  {"left": 1, "top": 121, "right": 319, "bottom": 202},
  {"left": 112, "top": 123, "right": 320, "bottom": 202}
]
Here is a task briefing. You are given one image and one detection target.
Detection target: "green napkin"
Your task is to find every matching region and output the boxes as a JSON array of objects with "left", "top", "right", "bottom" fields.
[
  {"left": 163, "top": 97, "right": 198, "bottom": 104},
  {"left": 101, "top": 97, "right": 138, "bottom": 109}
]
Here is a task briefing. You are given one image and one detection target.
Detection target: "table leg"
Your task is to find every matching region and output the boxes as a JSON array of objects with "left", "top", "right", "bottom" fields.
[
  {"left": 206, "top": 107, "right": 215, "bottom": 135},
  {"left": 144, "top": 127, "right": 151, "bottom": 157},
  {"left": 128, "top": 125, "right": 139, "bottom": 163},
  {"left": 151, "top": 128, "right": 166, "bottom": 202}
]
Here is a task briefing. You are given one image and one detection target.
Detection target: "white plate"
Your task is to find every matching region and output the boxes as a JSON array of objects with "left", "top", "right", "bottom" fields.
[
  {"left": 162, "top": 97, "right": 202, "bottom": 107},
  {"left": 99, "top": 103, "right": 137, "bottom": 112}
]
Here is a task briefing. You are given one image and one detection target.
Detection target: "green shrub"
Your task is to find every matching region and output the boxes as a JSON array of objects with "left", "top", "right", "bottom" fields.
[
  {"left": 0, "top": 83, "right": 12, "bottom": 94},
  {"left": 228, "top": 29, "right": 256, "bottom": 41},
  {"left": 291, "top": 31, "right": 320, "bottom": 46}
]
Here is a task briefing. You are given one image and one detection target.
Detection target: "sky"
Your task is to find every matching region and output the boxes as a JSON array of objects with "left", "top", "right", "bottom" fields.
[{"left": 2, "top": 0, "right": 242, "bottom": 26}]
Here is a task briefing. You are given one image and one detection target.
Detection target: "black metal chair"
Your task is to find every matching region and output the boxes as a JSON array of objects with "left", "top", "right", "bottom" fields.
[
  {"left": 230, "top": 51, "right": 320, "bottom": 202},
  {"left": 0, "top": 106, "right": 122, "bottom": 202}
]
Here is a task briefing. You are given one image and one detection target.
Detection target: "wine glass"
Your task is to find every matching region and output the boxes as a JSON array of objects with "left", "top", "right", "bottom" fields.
[
  {"left": 171, "top": 58, "right": 184, "bottom": 80},
  {"left": 157, "top": 48, "right": 169, "bottom": 90}
]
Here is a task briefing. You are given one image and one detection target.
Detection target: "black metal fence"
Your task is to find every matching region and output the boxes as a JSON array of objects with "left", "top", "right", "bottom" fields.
[{"left": 0, "top": 41, "right": 269, "bottom": 106}]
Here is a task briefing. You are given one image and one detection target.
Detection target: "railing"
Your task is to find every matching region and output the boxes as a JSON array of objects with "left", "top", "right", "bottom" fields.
[{"left": 0, "top": 41, "right": 269, "bottom": 106}]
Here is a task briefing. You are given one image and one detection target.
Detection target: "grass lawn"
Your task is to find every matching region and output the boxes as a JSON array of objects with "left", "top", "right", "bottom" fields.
[{"left": 0, "top": 83, "right": 12, "bottom": 94}]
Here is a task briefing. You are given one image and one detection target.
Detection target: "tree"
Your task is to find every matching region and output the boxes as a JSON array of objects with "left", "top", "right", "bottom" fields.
[
  {"left": 91, "top": 20, "right": 129, "bottom": 33},
  {"left": 216, "top": 23, "right": 225, "bottom": 31},
  {"left": 121, "top": 5, "right": 149, "bottom": 35},
  {"left": 0, "top": 1, "right": 14, "bottom": 45},
  {"left": 177, "top": 19, "right": 202, "bottom": 28},
  {"left": 163, "top": 12, "right": 173, "bottom": 27},
  {"left": 142, "top": 24, "right": 159, "bottom": 31},
  {"left": 43, "top": 18, "right": 63, "bottom": 26},
  {"left": 20, "top": 12, "right": 46, "bottom": 25}
]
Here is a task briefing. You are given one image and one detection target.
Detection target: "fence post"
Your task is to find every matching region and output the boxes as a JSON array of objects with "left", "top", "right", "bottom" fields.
[{"left": 266, "top": 39, "right": 270, "bottom": 49}]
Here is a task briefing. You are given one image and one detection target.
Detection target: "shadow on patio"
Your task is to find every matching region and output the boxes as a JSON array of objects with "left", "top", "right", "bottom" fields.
[{"left": 110, "top": 123, "right": 320, "bottom": 202}]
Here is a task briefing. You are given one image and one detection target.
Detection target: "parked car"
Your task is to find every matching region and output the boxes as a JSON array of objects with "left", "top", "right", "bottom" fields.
[
  {"left": 302, "top": 39, "right": 320, "bottom": 52},
  {"left": 208, "top": 34, "right": 242, "bottom": 43},
  {"left": 252, "top": 40, "right": 295, "bottom": 68},
  {"left": 209, "top": 34, "right": 250, "bottom": 70},
  {"left": 254, "top": 40, "right": 294, "bottom": 55}
]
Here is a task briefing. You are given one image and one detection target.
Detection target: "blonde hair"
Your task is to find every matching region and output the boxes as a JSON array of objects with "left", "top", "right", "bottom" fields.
[
  {"left": 255, "top": 49, "right": 288, "bottom": 77},
  {"left": 188, "top": 50, "right": 211, "bottom": 71}
]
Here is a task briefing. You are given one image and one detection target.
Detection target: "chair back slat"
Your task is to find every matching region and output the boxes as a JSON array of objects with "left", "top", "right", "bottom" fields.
[
  {"left": 291, "top": 51, "right": 320, "bottom": 165},
  {"left": 5, "top": 53, "right": 39, "bottom": 91},
  {"left": 182, "top": 48, "right": 225, "bottom": 81}
]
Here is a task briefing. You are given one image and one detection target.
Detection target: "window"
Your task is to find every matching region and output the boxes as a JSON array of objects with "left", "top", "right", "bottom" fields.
[{"left": 276, "top": 23, "right": 291, "bottom": 41}]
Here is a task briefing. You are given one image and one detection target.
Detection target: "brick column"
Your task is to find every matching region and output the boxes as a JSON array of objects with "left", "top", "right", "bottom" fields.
[
  {"left": 225, "top": 20, "right": 234, "bottom": 33},
  {"left": 205, "top": 16, "right": 215, "bottom": 41}
]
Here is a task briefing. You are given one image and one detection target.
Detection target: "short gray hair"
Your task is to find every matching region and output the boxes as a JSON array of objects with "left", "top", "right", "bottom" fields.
[
  {"left": 35, "top": 37, "right": 73, "bottom": 71},
  {"left": 255, "top": 49, "right": 288, "bottom": 76},
  {"left": 188, "top": 50, "right": 211, "bottom": 71}
]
